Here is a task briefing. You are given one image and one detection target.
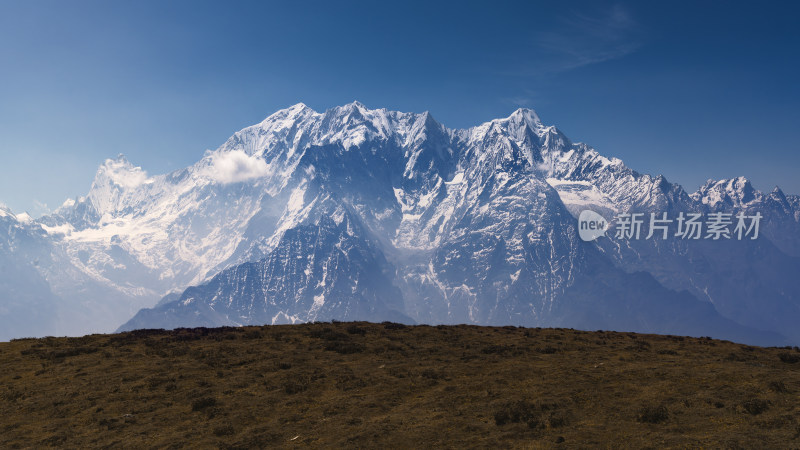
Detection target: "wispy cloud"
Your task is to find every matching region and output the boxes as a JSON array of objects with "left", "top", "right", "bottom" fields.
[
  {"left": 504, "top": 95, "right": 535, "bottom": 108},
  {"left": 499, "top": 4, "right": 643, "bottom": 109},
  {"left": 32, "top": 200, "right": 51, "bottom": 217},
  {"left": 535, "top": 4, "right": 642, "bottom": 73},
  {"left": 501, "top": 88, "right": 549, "bottom": 109}
]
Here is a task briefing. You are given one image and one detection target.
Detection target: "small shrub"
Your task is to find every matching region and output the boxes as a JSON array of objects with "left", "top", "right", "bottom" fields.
[
  {"left": 308, "top": 328, "right": 348, "bottom": 341},
  {"left": 778, "top": 352, "right": 800, "bottom": 364},
  {"left": 627, "top": 341, "right": 651, "bottom": 352},
  {"left": 243, "top": 329, "right": 262, "bottom": 340},
  {"left": 382, "top": 322, "right": 407, "bottom": 330},
  {"left": 768, "top": 380, "right": 789, "bottom": 393},
  {"left": 283, "top": 379, "right": 309, "bottom": 395},
  {"left": 494, "top": 400, "right": 567, "bottom": 429},
  {"left": 336, "top": 373, "right": 368, "bottom": 391},
  {"left": 324, "top": 341, "right": 365, "bottom": 354},
  {"left": 2, "top": 388, "right": 24, "bottom": 402},
  {"left": 147, "top": 376, "right": 176, "bottom": 391},
  {"left": 346, "top": 324, "right": 367, "bottom": 335},
  {"left": 39, "top": 433, "right": 67, "bottom": 446},
  {"left": 741, "top": 399, "right": 770, "bottom": 415},
  {"left": 420, "top": 369, "right": 443, "bottom": 380},
  {"left": 482, "top": 344, "right": 514, "bottom": 355},
  {"left": 537, "top": 346, "right": 559, "bottom": 354},
  {"left": 213, "top": 424, "right": 235, "bottom": 436},
  {"left": 191, "top": 397, "right": 217, "bottom": 411},
  {"left": 755, "top": 415, "right": 794, "bottom": 430},
  {"left": 127, "top": 328, "right": 167, "bottom": 339},
  {"left": 547, "top": 411, "right": 569, "bottom": 428},
  {"left": 637, "top": 404, "right": 669, "bottom": 424},
  {"left": 725, "top": 352, "right": 756, "bottom": 362},
  {"left": 347, "top": 417, "right": 363, "bottom": 426},
  {"left": 22, "top": 346, "right": 98, "bottom": 361},
  {"left": 494, "top": 400, "right": 538, "bottom": 426}
]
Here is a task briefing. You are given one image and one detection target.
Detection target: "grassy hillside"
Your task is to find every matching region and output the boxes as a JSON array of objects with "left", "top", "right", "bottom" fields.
[{"left": 2, "top": 323, "right": 800, "bottom": 448}]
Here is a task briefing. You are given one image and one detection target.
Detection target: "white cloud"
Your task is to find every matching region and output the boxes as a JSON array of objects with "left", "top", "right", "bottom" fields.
[
  {"left": 33, "top": 200, "right": 51, "bottom": 217},
  {"left": 101, "top": 157, "right": 152, "bottom": 189},
  {"left": 200, "top": 150, "right": 271, "bottom": 184}
]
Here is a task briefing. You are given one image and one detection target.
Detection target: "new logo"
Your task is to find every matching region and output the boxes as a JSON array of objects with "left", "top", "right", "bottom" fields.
[{"left": 578, "top": 210, "right": 609, "bottom": 242}]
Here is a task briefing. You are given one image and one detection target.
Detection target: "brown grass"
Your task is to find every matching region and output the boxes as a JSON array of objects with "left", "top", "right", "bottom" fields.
[{"left": 1, "top": 323, "right": 799, "bottom": 448}]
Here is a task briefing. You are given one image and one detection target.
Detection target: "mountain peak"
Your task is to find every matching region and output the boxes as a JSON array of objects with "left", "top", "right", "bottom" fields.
[
  {"left": 472, "top": 107, "right": 547, "bottom": 143},
  {"left": 325, "top": 101, "right": 368, "bottom": 115},
  {"left": 15, "top": 211, "right": 33, "bottom": 224},
  {"left": 769, "top": 186, "right": 789, "bottom": 205},
  {"left": 283, "top": 102, "right": 314, "bottom": 116},
  {"left": 0, "top": 203, "right": 13, "bottom": 219},
  {"left": 732, "top": 175, "right": 751, "bottom": 186},
  {"left": 290, "top": 102, "right": 309, "bottom": 110},
  {"left": 345, "top": 100, "right": 367, "bottom": 110},
  {"left": 700, "top": 176, "right": 752, "bottom": 191},
  {"left": 501, "top": 108, "right": 545, "bottom": 136},
  {"left": 508, "top": 107, "right": 543, "bottom": 126},
  {"left": 728, "top": 177, "right": 755, "bottom": 199},
  {"left": 0, "top": 205, "right": 33, "bottom": 223},
  {"left": 258, "top": 102, "right": 317, "bottom": 127},
  {"left": 332, "top": 101, "right": 375, "bottom": 118},
  {"left": 695, "top": 176, "right": 758, "bottom": 207}
]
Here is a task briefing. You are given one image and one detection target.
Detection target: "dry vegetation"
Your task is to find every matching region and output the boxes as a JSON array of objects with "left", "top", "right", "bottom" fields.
[{"left": 1, "top": 322, "right": 800, "bottom": 448}]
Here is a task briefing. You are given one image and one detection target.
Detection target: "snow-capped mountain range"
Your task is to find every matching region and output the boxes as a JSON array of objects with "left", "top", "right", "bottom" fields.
[{"left": 1, "top": 102, "right": 798, "bottom": 345}]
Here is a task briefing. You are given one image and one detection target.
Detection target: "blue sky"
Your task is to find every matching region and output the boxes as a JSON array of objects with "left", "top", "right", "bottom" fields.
[{"left": 1, "top": 0, "right": 798, "bottom": 215}]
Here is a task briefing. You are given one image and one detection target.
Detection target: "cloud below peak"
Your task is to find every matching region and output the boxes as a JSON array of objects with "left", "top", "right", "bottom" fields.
[
  {"left": 98, "top": 157, "right": 152, "bottom": 190},
  {"left": 200, "top": 150, "right": 271, "bottom": 184}
]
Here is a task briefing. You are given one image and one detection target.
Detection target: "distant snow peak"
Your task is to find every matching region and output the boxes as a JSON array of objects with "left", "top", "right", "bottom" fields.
[
  {"left": 260, "top": 102, "right": 316, "bottom": 126},
  {"left": 694, "top": 176, "right": 757, "bottom": 207},
  {"left": 200, "top": 149, "right": 271, "bottom": 184},
  {"left": 15, "top": 212, "right": 33, "bottom": 224},
  {"left": 342, "top": 100, "right": 367, "bottom": 111},
  {"left": 502, "top": 108, "right": 547, "bottom": 141},
  {"left": 509, "top": 108, "right": 543, "bottom": 128},
  {"left": 0, "top": 205, "right": 33, "bottom": 224}
]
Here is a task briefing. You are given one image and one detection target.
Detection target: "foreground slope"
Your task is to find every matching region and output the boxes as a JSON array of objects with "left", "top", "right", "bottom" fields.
[{"left": 2, "top": 323, "right": 800, "bottom": 448}]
